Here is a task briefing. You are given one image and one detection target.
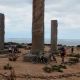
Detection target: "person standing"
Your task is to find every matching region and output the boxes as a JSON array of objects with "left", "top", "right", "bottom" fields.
[
  {"left": 71, "top": 46, "right": 74, "bottom": 54},
  {"left": 60, "top": 46, "right": 66, "bottom": 64},
  {"left": 8, "top": 46, "right": 12, "bottom": 53}
]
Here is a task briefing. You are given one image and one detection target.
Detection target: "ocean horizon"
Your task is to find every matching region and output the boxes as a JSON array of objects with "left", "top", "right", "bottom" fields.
[{"left": 5, "top": 38, "right": 80, "bottom": 46}]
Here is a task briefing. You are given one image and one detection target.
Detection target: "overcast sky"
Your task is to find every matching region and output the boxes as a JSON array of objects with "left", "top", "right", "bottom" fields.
[{"left": 0, "top": 0, "right": 80, "bottom": 39}]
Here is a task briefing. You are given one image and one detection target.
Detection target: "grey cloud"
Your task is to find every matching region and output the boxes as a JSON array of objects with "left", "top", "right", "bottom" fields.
[
  {"left": 45, "top": 0, "right": 80, "bottom": 14},
  {"left": 0, "top": 0, "right": 80, "bottom": 39},
  {"left": 0, "top": 0, "right": 32, "bottom": 7}
]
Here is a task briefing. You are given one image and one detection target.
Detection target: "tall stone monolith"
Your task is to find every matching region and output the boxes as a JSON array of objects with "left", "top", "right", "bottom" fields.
[
  {"left": 51, "top": 20, "right": 58, "bottom": 53},
  {"left": 32, "top": 0, "right": 45, "bottom": 54},
  {"left": 0, "top": 13, "right": 5, "bottom": 50}
]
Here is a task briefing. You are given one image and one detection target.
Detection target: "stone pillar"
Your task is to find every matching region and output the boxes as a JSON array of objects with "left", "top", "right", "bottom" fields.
[
  {"left": 32, "top": 0, "right": 45, "bottom": 54},
  {"left": 51, "top": 20, "right": 58, "bottom": 53},
  {"left": 0, "top": 13, "right": 5, "bottom": 50}
]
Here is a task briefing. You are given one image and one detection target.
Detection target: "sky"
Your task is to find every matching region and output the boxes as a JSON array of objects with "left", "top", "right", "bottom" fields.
[{"left": 0, "top": 0, "right": 80, "bottom": 40}]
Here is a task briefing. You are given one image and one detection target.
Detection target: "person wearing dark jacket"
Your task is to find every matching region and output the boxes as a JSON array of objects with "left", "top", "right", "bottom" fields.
[
  {"left": 71, "top": 46, "right": 74, "bottom": 54},
  {"left": 60, "top": 46, "right": 66, "bottom": 64}
]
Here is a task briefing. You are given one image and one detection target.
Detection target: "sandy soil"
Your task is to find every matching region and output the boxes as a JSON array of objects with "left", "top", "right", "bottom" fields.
[{"left": 0, "top": 46, "right": 80, "bottom": 80}]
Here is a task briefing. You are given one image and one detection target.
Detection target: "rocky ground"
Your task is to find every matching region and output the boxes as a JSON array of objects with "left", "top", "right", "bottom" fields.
[{"left": 0, "top": 46, "right": 80, "bottom": 80}]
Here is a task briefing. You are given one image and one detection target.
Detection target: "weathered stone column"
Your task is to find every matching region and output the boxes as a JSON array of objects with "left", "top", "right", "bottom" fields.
[
  {"left": 0, "top": 13, "right": 5, "bottom": 50},
  {"left": 51, "top": 20, "right": 58, "bottom": 53},
  {"left": 32, "top": 0, "right": 45, "bottom": 54}
]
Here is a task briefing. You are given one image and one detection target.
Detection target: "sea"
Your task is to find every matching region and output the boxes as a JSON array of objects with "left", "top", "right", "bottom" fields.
[{"left": 5, "top": 38, "right": 80, "bottom": 46}]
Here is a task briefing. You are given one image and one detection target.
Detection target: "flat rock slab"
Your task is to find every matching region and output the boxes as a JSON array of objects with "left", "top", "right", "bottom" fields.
[{"left": 23, "top": 53, "right": 38, "bottom": 62}]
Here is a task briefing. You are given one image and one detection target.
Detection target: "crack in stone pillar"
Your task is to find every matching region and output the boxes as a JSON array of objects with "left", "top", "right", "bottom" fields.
[{"left": 32, "top": 0, "right": 45, "bottom": 54}]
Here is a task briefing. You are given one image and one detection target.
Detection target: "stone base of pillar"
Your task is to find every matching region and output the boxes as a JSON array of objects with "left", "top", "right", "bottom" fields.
[{"left": 23, "top": 52, "right": 50, "bottom": 64}]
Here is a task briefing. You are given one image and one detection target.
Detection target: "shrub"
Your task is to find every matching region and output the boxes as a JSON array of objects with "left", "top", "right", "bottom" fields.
[
  {"left": 51, "top": 65, "right": 59, "bottom": 71},
  {"left": 43, "top": 66, "right": 52, "bottom": 73},
  {"left": 51, "top": 65, "right": 63, "bottom": 72},
  {"left": 43, "top": 65, "right": 67, "bottom": 73},
  {"left": 9, "top": 57, "right": 17, "bottom": 61},
  {"left": 8, "top": 55, "right": 18, "bottom": 61},
  {"left": 59, "top": 65, "right": 67, "bottom": 69},
  {"left": 68, "top": 54, "right": 80, "bottom": 58},
  {"left": 74, "top": 54, "right": 80, "bottom": 58},
  {"left": 58, "top": 69, "right": 63, "bottom": 72},
  {"left": 69, "top": 57, "right": 79, "bottom": 64},
  {"left": 16, "top": 44, "right": 23, "bottom": 48},
  {"left": 9, "top": 57, "right": 13, "bottom": 61},
  {"left": 3, "top": 63, "right": 12, "bottom": 70}
]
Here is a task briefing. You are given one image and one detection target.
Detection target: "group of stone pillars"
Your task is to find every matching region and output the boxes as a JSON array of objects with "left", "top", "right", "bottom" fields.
[
  {"left": 0, "top": 0, "right": 58, "bottom": 54},
  {"left": 32, "top": 0, "right": 58, "bottom": 54}
]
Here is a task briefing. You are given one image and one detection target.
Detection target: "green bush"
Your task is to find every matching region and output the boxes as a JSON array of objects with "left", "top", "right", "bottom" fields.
[
  {"left": 68, "top": 54, "right": 80, "bottom": 58},
  {"left": 43, "top": 65, "right": 67, "bottom": 73},
  {"left": 59, "top": 65, "right": 67, "bottom": 69},
  {"left": 3, "top": 63, "right": 12, "bottom": 70},
  {"left": 9, "top": 57, "right": 17, "bottom": 61},
  {"left": 51, "top": 65, "right": 64, "bottom": 72},
  {"left": 74, "top": 54, "right": 80, "bottom": 58},
  {"left": 8, "top": 55, "right": 18, "bottom": 61},
  {"left": 43, "top": 66, "right": 52, "bottom": 73},
  {"left": 9, "top": 57, "right": 13, "bottom": 61},
  {"left": 51, "top": 65, "right": 59, "bottom": 71},
  {"left": 69, "top": 57, "right": 79, "bottom": 65},
  {"left": 16, "top": 44, "right": 23, "bottom": 48},
  {"left": 58, "top": 69, "right": 63, "bottom": 72}
]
